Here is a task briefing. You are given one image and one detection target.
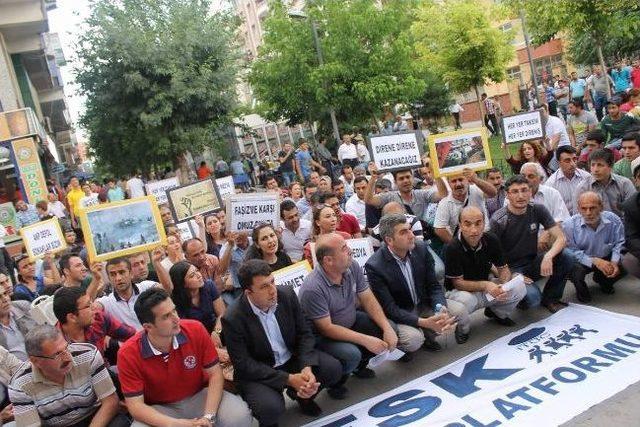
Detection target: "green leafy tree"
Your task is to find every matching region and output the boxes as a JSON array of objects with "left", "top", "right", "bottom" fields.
[
  {"left": 249, "top": 0, "right": 424, "bottom": 135},
  {"left": 75, "top": 0, "right": 240, "bottom": 179},
  {"left": 411, "top": 70, "right": 453, "bottom": 132},
  {"left": 510, "top": 0, "right": 640, "bottom": 97},
  {"left": 412, "top": 0, "right": 514, "bottom": 117}
]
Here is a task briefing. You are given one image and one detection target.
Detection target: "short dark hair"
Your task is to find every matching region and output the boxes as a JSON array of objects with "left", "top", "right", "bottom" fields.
[
  {"left": 353, "top": 176, "right": 368, "bottom": 185},
  {"left": 265, "top": 176, "right": 277, "bottom": 184},
  {"left": 586, "top": 129, "right": 606, "bottom": 144},
  {"left": 35, "top": 200, "right": 48, "bottom": 211},
  {"left": 556, "top": 145, "right": 577, "bottom": 159},
  {"left": 303, "top": 182, "right": 318, "bottom": 193},
  {"left": 569, "top": 98, "right": 584, "bottom": 109},
  {"left": 315, "top": 241, "right": 335, "bottom": 265},
  {"left": 622, "top": 132, "right": 640, "bottom": 148},
  {"left": 589, "top": 148, "right": 614, "bottom": 167},
  {"left": 59, "top": 253, "right": 83, "bottom": 272},
  {"left": 237, "top": 259, "right": 272, "bottom": 290},
  {"left": 280, "top": 199, "right": 297, "bottom": 218},
  {"left": 391, "top": 169, "right": 412, "bottom": 179},
  {"left": 331, "top": 180, "right": 344, "bottom": 189},
  {"left": 134, "top": 287, "right": 171, "bottom": 325},
  {"left": 106, "top": 257, "right": 131, "bottom": 271},
  {"left": 318, "top": 192, "right": 337, "bottom": 204},
  {"left": 504, "top": 174, "right": 529, "bottom": 190},
  {"left": 486, "top": 167, "right": 502, "bottom": 176},
  {"left": 341, "top": 164, "right": 352, "bottom": 174},
  {"left": 53, "top": 287, "right": 85, "bottom": 324}
]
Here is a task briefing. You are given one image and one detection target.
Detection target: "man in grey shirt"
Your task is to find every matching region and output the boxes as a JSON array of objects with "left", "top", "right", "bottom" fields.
[
  {"left": 365, "top": 165, "right": 447, "bottom": 223},
  {"left": 587, "top": 65, "right": 614, "bottom": 121},
  {"left": 299, "top": 233, "right": 397, "bottom": 390}
]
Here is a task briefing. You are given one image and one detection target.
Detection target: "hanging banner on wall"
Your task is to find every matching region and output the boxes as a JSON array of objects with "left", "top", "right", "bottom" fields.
[{"left": 11, "top": 137, "right": 48, "bottom": 204}]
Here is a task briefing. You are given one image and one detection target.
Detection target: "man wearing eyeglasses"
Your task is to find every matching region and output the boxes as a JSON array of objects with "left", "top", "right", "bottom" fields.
[
  {"left": 489, "top": 175, "right": 572, "bottom": 313},
  {"left": 8, "top": 324, "right": 128, "bottom": 426}
]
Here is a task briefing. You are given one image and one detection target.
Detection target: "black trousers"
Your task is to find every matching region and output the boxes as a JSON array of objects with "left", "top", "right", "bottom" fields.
[
  {"left": 239, "top": 351, "right": 342, "bottom": 426},
  {"left": 571, "top": 257, "right": 623, "bottom": 291}
]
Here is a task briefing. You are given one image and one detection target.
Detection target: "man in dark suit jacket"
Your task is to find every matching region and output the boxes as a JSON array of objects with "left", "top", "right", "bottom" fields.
[
  {"left": 223, "top": 259, "right": 342, "bottom": 427},
  {"left": 622, "top": 190, "right": 640, "bottom": 279},
  {"left": 365, "top": 213, "right": 464, "bottom": 356}
]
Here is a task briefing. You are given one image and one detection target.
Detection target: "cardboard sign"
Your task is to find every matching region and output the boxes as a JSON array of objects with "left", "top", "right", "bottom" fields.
[
  {"left": 19, "top": 218, "right": 66, "bottom": 259},
  {"left": 166, "top": 178, "right": 222, "bottom": 223},
  {"left": 215, "top": 176, "right": 236, "bottom": 200},
  {"left": 272, "top": 260, "right": 312, "bottom": 294},
  {"left": 500, "top": 110, "right": 545, "bottom": 145},
  {"left": 176, "top": 221, "right": 195, "bottom": 241},
  {"left": 146, "top": 177, "right": 180, "bottom": 205},
  {"left": 227, "top": 193, "right": 280, "bottom": 232},
  {"left": 368, "top": 131, "right": 423, "bottom": 172},
  {"left": 428, "top": 127, "right": 492, "bottom": 178},
  {"left": 79, "top": 195, "right": 100, "bottom": 210},
  {"left": 310, "top": 238, "right": 373, "bottom": 276}
]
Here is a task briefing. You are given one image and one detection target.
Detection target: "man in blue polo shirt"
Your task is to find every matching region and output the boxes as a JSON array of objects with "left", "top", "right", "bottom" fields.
[{"left": 118, "top": 288, "right": 252, "bottom": 427}]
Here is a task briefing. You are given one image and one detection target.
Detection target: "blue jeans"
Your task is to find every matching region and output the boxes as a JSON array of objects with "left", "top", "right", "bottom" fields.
[
  {"left": 315, "top": 310, "right": 383, "bottom": 375},
  {"left": 593, "top": 92, "right": 608, "bottom": 121},
  {"left": 281, "top": 171, "right": 297, "bottom": 187},
  {"left": 510, "top": 250, "right": 573, "bottom": 308}
]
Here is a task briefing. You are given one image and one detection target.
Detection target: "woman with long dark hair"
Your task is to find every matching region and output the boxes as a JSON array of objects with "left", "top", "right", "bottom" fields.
[
  {"left": 243, "top": 223, "right": 292, "bottom": 271},
  {"left": 204, "top": 214, "right": 226, "bottom": 257},
  {"left": 303, "top": 205, "right": 351, "bottom": 266}
]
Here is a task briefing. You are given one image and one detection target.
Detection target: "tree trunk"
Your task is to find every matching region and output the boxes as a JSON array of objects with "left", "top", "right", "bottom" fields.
[
  {"left": 474, "top": 85, "right": 484, "bottom": 127},
  {"left": 176, "top": 153, "right": 191, "bottom": 185},
  {"left": 595, "top": 42, "right": 611, "bottom": 99},
  {"left": 371, "top": 114, "right": 380, "bottom": 134}
]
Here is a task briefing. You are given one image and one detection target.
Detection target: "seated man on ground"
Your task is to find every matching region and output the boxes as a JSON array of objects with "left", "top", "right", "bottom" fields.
[
  {"left": 563, "top": 192, "right": 625, "bottom": 302},
  {"left": 490, "top": 175, "right": 572, "bottom": 313},
  {"left": 9, "top": 325, "right": 128, "bottom": 426},
  {"left": 365, "top": 213, "right": 461, "bottom": 357},
  {"left": 118, "top": 288, "right": 252, "bottom": 427},
  {"left": 223, "top": 259, "right": 342, "bottom": 425},
  {"left": 445, "top": 207, "right": 526, "bottom": 330},
  {"left": 299, "top": 233, "right": 398, "bottom": 393}
]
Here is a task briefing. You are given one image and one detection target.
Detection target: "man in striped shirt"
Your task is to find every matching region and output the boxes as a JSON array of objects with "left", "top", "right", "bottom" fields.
[{"left": 8, "top": 324, "right": 127, "bottom": 426}]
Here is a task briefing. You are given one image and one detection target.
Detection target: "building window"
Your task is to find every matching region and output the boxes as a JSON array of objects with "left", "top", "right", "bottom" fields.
[{"left": 506, "top": 66, "right": 521, "bottom": 81}]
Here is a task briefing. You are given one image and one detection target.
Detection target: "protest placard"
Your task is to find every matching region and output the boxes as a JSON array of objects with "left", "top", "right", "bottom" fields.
[
  {"left": 146, "top": 177, "right": 180, "bottom": 205},
  {"left": 19, "top": 218, "right": 66, "bottom": 259},
  {"left": 227, "top": 193, "right": 280, "bottom": 232},
  {"left": 0, "top": 202, "right": 21, "bottom": 244},
  {"left": 215, "top": 176, "right": 235, "bottom": 200},
  {"left": 309, "top": 238, "right": 373, "bottom": 275},
  {"left": 428, "top": 127, "right": 492, "bottom": 178},
  {"left": 272, "top": 260, "right": 312, "bottom": 294},
  {"left": 176, "top": 221, "right": 195, "bottom": 241},
  {"left": 166, "top": 178, "right": 222, "bottom": 223},
  {"left": 500, "top": 110, "right": 545, "bottom": 145},
  {"left": 368, "top": 131, "right": 423, "bottom": 172}
]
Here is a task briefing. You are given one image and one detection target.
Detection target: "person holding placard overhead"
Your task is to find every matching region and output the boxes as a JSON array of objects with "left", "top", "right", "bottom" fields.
[{"left": 243, "top": 223, "right": 293, "bottom": 272}]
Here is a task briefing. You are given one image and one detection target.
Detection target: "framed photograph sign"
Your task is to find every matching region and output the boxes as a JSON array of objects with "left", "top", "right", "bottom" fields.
[
  {"left": 79, "top": 196, "right": 167, "bottom": 262},
  {"left": 19, "top": 218, "right": 67, "bottom": 259},
  {"left": 226, "top": 193, "right": 280, "bottom": 232},
  {"left": 428, "top": 128, "right": 492, "bottom": 178},
  {"left": 368, "top": 131, "right": 423, "bottom": 172},
  {"left": 500, "top": 110, "right": 545, "bottom": 145},
  {"left": 166, "top": 178, "right": 222, "bottom": 223}
]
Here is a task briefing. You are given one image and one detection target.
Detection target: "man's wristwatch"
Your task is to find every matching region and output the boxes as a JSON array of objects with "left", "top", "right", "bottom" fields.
[{"left": 203, "top": 413, "right": 216, "bottom": 425}]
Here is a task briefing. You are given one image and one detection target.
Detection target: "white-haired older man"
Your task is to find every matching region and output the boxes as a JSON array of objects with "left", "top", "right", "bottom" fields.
[{"left": 519, "top": 162, "right": 571, "bottom": 251}]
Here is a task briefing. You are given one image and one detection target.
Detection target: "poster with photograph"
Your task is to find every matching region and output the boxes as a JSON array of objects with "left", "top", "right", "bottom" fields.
[
  {"left": 428, "top": 128, "right": 492, "bottom": 178},
  {"left": 166, "top": 178, "right": 222, "bottom": 223},
  {"left": 500, "top": 110, "right": 545, "bottom": 145},
  {"left": 368, "top": 131, "right": 423, "bottom": 172},
  {"left": 227, "top": 193, "right": 280, "bottom": 232},
  {"left": 79, "top": 196, "right": 167, "bottom": 262},
  {"left": 146, "top": 177, "right": 180, "bottom": 205},
  {"left": 215, "top": 176, "right": 236, "bottom": 200},
  {"left": 0, "top": 202, "right": 21, "bottom": 244},
  {"left": 19, "top": 218, "right": 66, "bottom": 259},
  {"left": 272, "top": 260, "right": 312, "bottom": 294}
]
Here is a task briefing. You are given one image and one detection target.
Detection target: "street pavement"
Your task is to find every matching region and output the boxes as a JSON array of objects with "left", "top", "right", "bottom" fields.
[{"left": 278, "top": 274, "right": 640, "bottom": 426}]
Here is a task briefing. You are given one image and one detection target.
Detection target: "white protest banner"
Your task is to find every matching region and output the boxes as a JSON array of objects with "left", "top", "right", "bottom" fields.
[
  {"left": 215, "top": 176, "right": 236, "bottom": 200},
  {"left": 272, "top": 260, "right": 312, "bottom": 294},
  {"left": 227, "top": 193, "right": 280, "bottom": 232},
  {"left": 79, "top": 195, "right": 100, "bottom": 210},
  {"left": 305, "top": 305, "right": 640, "bottom": 427},
  {"left": 309, "top": 238, "right": 373, "bottom": 275},
  {"left": 176, "top": 221, "right": 195, "bottom": 242},
  {"left": 501, "top": 110, "right": 545, "bottom": 145},
  {"left": 145, "top": 177, "right": 180, "bottom": 205},
  {"left": 368, "top": 131, "right": 423, "bottom": 172},
  {"left": 19, "top": 218, "right": 66, "bottom": 259}
]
